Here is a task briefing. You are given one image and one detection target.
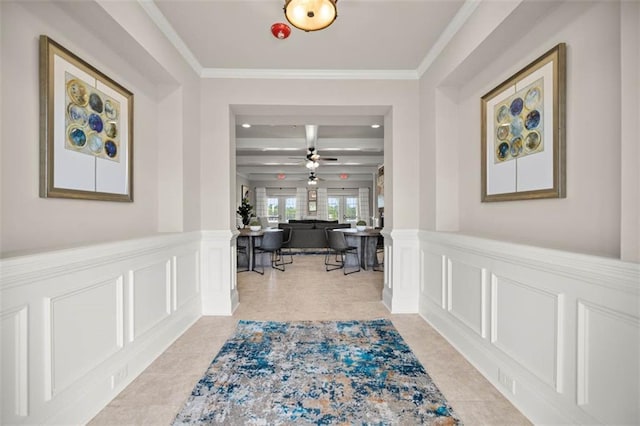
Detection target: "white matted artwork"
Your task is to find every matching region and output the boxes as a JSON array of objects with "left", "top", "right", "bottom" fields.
[
  {"left": 481, "top": 43, "right": 566, "bottom": 202},
  {"left": 40, "top": 35, "right": 133, "bottom": 202}
]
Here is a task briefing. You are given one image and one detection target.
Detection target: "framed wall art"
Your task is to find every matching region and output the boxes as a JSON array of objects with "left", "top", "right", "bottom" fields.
[
  {"left": 241, "top": 185, "right": 250, "bottom": 201},
  {"left": 481, "top": 43, "right": 566, "bottom": 202},
  {"left": 308, "top": 189, "right": 317, "bottom": 201},
  {"left": 308, "top": 200, "right": 317, "bottom": 213},
  {"left": 39, "top": 35, "right": 134, "bottom": 202}
]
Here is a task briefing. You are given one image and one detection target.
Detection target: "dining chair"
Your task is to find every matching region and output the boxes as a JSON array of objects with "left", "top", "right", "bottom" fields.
[
  {"left": 253, "top": 230, "right": 285, "bottom": 274},
  {"left": 279, "top": 227, "right": 294, "bottom": 265},
  {"left": 373, "top": 234, "right": 384, "bottom": 272},
  {"left": 325, "top": 230, "right": 360, "bottom": 275},
  {"left": 236, "top": 239, "right": 250, "bottom": 273}
]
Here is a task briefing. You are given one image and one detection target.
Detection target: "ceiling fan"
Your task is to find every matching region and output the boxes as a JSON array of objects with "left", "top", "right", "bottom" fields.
[{"left": 289, "top": 125, "right": 338, "bottom": 169}]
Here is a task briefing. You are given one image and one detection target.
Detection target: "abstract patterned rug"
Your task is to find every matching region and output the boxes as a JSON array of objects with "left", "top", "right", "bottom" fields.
[{"left": 173, "top": 319, "right": 461, "bottom": 425}]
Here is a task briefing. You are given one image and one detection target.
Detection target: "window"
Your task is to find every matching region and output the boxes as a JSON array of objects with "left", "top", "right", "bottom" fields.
[
  {"left": 266, "top": 195, "right": 297, "bottom": 223},
  {"left": 327, "top": 195, "right": 358, "bottom": 223}
]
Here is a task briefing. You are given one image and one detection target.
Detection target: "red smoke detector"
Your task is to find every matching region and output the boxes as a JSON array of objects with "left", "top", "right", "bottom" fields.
[
  {"left": 277, "top": 173, "right": 286, "bottom": 180},
  {"left": 339, "top": 173, "right": 349, "bottom": 180},
  {"left": 271, "top": 23, "right": 291, "bottom": 39}
]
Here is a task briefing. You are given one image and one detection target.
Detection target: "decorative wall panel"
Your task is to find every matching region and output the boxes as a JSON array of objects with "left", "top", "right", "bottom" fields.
[
  {"left": 577, "top": 301, "right": 640, "bottom": 424},
  {"left": 176, "top": 251, "right": 199, "bottom": 310},
  {"left": 448, "top": 258, "right": 485, "bottom": 336},
  {"left": 1, "top": 306, "right": 29, "bottom": 421},
  {"left": 47, "top": 277, "right": 124, "bottom": 398},
  {"left": 491, "top": 275, "right": 561, "bottom": 390},
  {"left": 423, "top": 252, "right": 445, "bottom": 308},
  {"left": 419, "top": 231, "right": 640, "bottom": 425},
  {"left": 0, "top": 232, "right": 202, "bottom": 425},
  {"left": 129, "top": 261, "right": 171, "bottom": 341}
]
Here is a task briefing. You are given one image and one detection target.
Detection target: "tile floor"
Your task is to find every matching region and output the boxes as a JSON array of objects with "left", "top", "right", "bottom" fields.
[{"left": 89, "top": 255, "right": 531, "bottom": 425}]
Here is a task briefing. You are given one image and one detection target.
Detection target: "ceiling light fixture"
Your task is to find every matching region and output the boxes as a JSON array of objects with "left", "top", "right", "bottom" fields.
[
  {"left": 284, "top": 0, "right": 337, "bottom": 32},
  {"left": 305, "top": 160, "right": 319, "bottom": 169},
  {"left": 371, "top": 124, "right": 380, "bottom": 129},
  {"left": 307, "top": 172, "right": 318, "bottom": 185},
  {"left": 241, "top": 123, "right": 251, "bottom": 128}
]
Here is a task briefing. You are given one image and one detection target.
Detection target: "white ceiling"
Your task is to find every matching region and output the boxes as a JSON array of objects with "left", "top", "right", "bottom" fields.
[{"left": 145, "top": 0, "right": 470, "bottom": 182}]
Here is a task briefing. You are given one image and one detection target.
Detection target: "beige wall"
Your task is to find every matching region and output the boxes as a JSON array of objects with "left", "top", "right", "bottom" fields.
[
  {"left": 420, "top": 0, "right": 637, "bottom": 259},
  {"left": 0, "top": 1, "right": 200, "bottom": 256},
  {"left": 2, "top": 0, "right": 636, "bottom": 262}
]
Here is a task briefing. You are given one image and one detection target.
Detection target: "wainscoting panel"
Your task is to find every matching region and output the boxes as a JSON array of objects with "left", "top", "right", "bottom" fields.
[
  {"left": 419, "top": 231, "right": 640, "bottom": 425},
  {"left": 577, "top": 300, "right": 640, "bottom": 424},
  {"left": 491, "top": 274, "right": 561, "bottom": 391},
  {"left": 447, "top": 258, "right": 485, "bottom": 337},
  {"left": 201, "top": 231, "right": 237, "bottom": 315},
  {"left": 176, "top": 251, "right": 199, "bottom": 310},
  {"left": 389, "top": 230, "right": 420, "bottom": 313},
  {"left": 0, "top": 232, "right": 202, "bottom": 425},
  {"left": 129, "top": 261, "right": 171, "bottom": 341},
  {"left": 423, "top": 251, "right": 445, "bottom": 308},
  {"left": 1, "top": 305, "right": 29, "bottom": 423},
  {"left": 47, "top": 277, "right": 124, "bottom": 399}
]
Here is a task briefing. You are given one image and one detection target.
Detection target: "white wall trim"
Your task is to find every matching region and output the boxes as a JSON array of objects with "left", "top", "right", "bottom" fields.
[
  {"left": 1, "top": 233, "right": 203, "bottom": 425},
  {"left": 200, "top": 230, "right": 238, "bottom": 315},
  {"left": 419, "top": 231, "right": 640, "bottom": 426},
  {"left": 389, "top": 229, "right": 420, "bottom": 313},
  {"left": 201, "top": 68, "right": 418, "bottom": 80}
]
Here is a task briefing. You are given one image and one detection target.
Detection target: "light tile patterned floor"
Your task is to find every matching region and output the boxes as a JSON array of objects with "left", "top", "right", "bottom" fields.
[{"left": 89, "top": 255, "right": 531, "bottom": 425}]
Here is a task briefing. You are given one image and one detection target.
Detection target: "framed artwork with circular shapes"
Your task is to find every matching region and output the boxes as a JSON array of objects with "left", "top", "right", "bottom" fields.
[
  {"left": 40, "top": 36, "right": 133, "bottom": 202},
  {"left": 481, "top": 43, "right": 566, "bottom": 202}
]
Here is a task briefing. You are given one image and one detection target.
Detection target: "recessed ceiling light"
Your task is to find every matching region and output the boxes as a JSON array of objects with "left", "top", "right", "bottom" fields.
[
  {"left": 241, "top": 123, "right": 251, "bottom": 128},
  {"left": 371, "top": 124, "right": 381, "bottom": 129}
]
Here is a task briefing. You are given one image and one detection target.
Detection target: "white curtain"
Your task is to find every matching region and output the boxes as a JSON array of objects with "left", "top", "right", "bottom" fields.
[
  {"left": 359, "top": 187, "right": 370, "bottom": 225},
  {"left": 296, "top": 187, "right": 307, "bottom": 219},
  {"left": 256, "top": 187, "right": 267, "bottom": 219},
  {"left": 317, "top": 188, "right": 328, "bottom": 220}
]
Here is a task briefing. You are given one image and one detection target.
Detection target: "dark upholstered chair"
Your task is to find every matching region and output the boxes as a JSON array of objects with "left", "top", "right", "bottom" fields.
[
  {"left": 236, "top": 239, "right": 250, "bottom": 272},
  {"left": 325, "top": 230, "right": 360, "bottom": 275},
  {"left": 280, "top": 227, "right": 294, "bottom": 264},
  {"left": 253, "top": 231, "right": 285, "bottom": 274},
  {"left": 373, "top": 234, "right": 384, "bottom": 272}
]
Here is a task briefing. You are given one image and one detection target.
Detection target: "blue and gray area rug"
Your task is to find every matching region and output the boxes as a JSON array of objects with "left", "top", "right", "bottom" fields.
[{"left": 173, "top": 319, "right": 460, "bottom": 425}]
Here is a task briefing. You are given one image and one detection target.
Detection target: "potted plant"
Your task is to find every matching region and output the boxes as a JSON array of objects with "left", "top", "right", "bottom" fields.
[
  {"left": 356, "top": 220, "right": 367, "bottom": 231},
  {"left": 249, "top": 218, "right": 261, "bottom": 231},
  {"left": 237, "top": 197, "right": 253, "bottom": 228}
]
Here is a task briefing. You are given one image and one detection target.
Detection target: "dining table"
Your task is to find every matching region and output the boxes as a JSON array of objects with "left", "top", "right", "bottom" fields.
[{"left": 333, "top": 228, "right": 382, "bottom": 270}]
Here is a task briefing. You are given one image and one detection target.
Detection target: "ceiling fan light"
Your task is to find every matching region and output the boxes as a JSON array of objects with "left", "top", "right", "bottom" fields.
[
  {"left": 307, "top": 179, "right": 317, "bottom": 185},
  {"left": 305, "top": 160, "right": 319, "bottom": 169},
  {"left": 284, "top": 0, "right": 337, "bottom": 32}
]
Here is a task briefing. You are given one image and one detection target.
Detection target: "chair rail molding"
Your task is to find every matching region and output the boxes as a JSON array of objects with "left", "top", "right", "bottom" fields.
[
  {"left": 0, "top": 233, "right": 202, "bottom": 425},
  {"left": 418, "top": 230, "right": 640, "bottom": 426}
]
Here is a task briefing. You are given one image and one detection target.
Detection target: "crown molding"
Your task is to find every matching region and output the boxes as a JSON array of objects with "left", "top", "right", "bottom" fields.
[
  {"left": 417, "top": 0, "right": 481, "bottom": 78},
  {"left": 200, "top": 68, "right": 418, "bottom": 80},
  {"left": 140, "top": 0, "right": 481, "bottom": 81},
  {"left": 137, "top": 0, "right": 203, "bottom": 75}
]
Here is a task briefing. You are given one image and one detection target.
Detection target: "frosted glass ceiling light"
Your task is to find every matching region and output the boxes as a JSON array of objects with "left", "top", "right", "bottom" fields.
[
  {"left": 284, "top": 0, "right": 337, "bottom": 32},
  {"left": 305, "top": 160, "right": 319, "bottom": 169}
]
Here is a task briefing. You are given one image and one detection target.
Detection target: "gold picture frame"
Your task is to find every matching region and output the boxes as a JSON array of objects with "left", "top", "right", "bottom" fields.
[
  {"left": 40, "top": 35, "right": 134, "bottom": 201},
  {"left": 481, "top": 43, "right": 566, "bottom": 202}
]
